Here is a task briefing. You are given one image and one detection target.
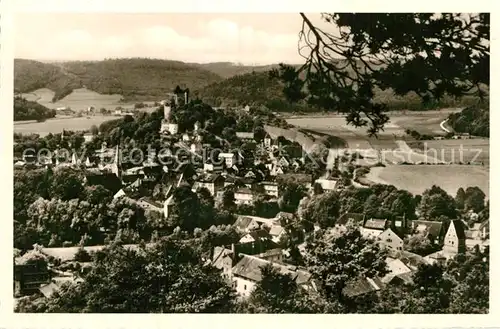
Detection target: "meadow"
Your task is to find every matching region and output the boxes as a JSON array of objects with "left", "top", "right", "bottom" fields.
[
  {"left": 20, "top": 88, "right": 146, "bottom": 112},
  {"left": 407, "top": 139, "right": 490, "bottom": 165},
  {"left": 365, "top": 164, "right": 489, "bottom": 198},
  {"left": 14, "top": 116, "right": 118, "bottom": 136},
  {"left": 287, "top": 110, "right": 462, "bottom": 152}
]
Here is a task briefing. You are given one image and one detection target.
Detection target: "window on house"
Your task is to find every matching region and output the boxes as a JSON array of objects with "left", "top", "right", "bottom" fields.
[{"left": 244, "top": 285, "right": 247, "bottom": 290}]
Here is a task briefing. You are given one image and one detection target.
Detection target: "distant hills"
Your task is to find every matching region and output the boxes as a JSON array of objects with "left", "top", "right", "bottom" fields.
[
  {"left": 15, "top": 58, "right": 225, "bottom": 102},
  {"left": 15, "top": 58, "right": 487, "bottom": 112}
]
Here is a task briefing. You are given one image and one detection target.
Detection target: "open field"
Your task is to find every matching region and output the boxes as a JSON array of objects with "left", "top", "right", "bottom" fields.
[
  {"left": 287, "top": 109, "right": 463, "bottom": 153},
  {"left": 365, "top": 164, "right": 489, "bottom": 198},
  {"left": 407, "top": 138, "right": 490, "bottom": 165},
  {"left": 390, "top": 109, "right": 461, "bottom": 135},
  {"left": 20, "top": 88, "right": 159, "bottom": 112},
  {"left": 14, "top": 115, "right": 118, "bottom": 136}
]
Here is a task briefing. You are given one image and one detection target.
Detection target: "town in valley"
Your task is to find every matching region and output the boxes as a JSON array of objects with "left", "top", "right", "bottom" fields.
[{"left": 12, "top": 12, "right": 490, "bottom": 314}]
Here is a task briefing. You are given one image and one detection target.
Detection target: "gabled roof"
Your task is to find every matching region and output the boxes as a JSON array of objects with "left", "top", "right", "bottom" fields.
[
  {"left": 315, "top": 178, "right": 338, "bottom": 191},
  {"left": 232, "top": 254, "right": 312, "bottom": 285},
  {"left": 342, "top": 277, "right": 382, "bottom": 298},
  {"left": 245, "top": 229, "right": 272, "bottom": 242},
  {"left": 212, "top": 246, "right": 233, "bottom": 269},
  {"left": 269, "top": 225, "right": 285, "bottom": 237},
  {"left": 364, "top": 218, "right": 387, "bottom": 230},
  {"left": 413, "top": 220, "right": 444, "bottom": 238},
  {"left": 234, "top": 216, "right": 257, "bottom": 231},
  {"left": 449, "top": 220, "right": 466, "bottom": 240},
  {"left": 139, "top": 197, "right": 163, "bottom": 209},
  {"left": 235, "top": 187, "right": 253, "bottom": 195},
  {"left": 388, "top": 250, "right": 429, "bottom": 270}
]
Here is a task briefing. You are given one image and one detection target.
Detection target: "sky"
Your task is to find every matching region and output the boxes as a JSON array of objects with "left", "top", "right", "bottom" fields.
[{"left": 14, "top": 13, "right": 329, "bottom": 65}]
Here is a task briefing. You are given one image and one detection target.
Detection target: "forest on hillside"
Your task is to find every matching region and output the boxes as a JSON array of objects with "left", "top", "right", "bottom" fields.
[
  {"left": 448, "top": 106, "right": 489, "bottom": 137},
  {"left": 14, "top": 59, "right": 223, "bottom": 102},
  {"left": 14, "top": 96, "right": 56, "bottom": 122}
]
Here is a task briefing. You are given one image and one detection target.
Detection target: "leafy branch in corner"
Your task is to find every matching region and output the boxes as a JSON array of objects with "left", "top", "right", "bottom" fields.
[{"left": 270, "top": 13, "right": 489, "bottom": 135}]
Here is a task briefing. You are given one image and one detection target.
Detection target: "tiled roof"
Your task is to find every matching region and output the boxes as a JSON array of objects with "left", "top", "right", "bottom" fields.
[
  {"left": 269, "top": 225, "right": 285, "bottom": 237},
  {"left": 342, "top": 277, "right": 381, "bottom": 298},
  {"left": 247, "top": 229, "right": 272, "bottom": 242},
  {"left": 413, "top": 220, "right": 444, "bottom": 239},
  {"left": 364, "top": 218, "right": 387, "bottom": 230},
  {"left": 232, "top": 255, "right": 312, "bottom": 285},
  {"left": 450, "top": 220, "right": 466, "bottom": 240},
  {"left": 234, "top": 216, "right": 256, "bottom": 230},
  {"left": 212, "top": 246, "right": 233, "bottom": 269},
  {"left": 388, "top": 250, "right": 429, "bottom": 270}
]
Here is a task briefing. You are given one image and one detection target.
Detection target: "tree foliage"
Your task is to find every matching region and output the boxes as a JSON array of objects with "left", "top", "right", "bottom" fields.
[
  {"left": 16, "top": 239, "right": 237, "bottom": 313},
  {"left": 271, "top": 13, "right": 489, "bottom": 134}
]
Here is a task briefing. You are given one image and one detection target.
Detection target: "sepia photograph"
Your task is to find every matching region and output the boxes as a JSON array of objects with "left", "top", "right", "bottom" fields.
[{"left": 10, "top": 9, "right": 490, "bottom": 314}]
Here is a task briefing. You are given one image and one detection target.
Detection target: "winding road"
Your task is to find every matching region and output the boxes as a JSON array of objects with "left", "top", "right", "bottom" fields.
[{"left": 440, "top": 118, "right": 451, "bottom": 133}]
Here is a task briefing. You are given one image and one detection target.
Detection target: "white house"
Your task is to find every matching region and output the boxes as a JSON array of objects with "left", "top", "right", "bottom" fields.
[
  {"left": 261, "top": 181, "right": 279, "bottom": 198},
  {"left": 314, "top": 178, "right": 338, "bottom": 192},
  {"left": 192, "top": 174, "right": 225, "bottom": 196},
  {"left": 234, "top": 187, "right": 254, "bottom": 205},
  {"left": 219, "top": 153, "right": 237, "bottom": 168},
  {"left": 168, "top": 123, "right": 179, "bottom": 135},
  {"left": 360, "top": 219, "right": 388, "bottom": 240},
  {"left": 377, "top": 228, "right": 404, "bottom": 251}
]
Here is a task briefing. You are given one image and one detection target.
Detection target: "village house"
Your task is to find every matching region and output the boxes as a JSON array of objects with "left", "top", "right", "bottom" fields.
[
  {"left": 14, "top": 250, "right": 51, "bottom": 297},
  {"left": 234, "top": 187, "right": 254, "bottom": 205},
  {"left": 465, "top": 220, "right": 489, "bottom": 251},
  {"left": 192, "top": 173, "right": 224, "bottom": 196},
  {"left": 219, "top": 152, "right": 237, "bottom": 168},
  {"left": 342, "top": 277, "right": 384, "bottom": 299},
  {"left": 239, "top": 229, "right": 273, "bottom": 247},
  {"left": 263, "top": 133, "right": 273, "bottom": 148},
  {"left": 233, "top": 216, "right": 260, "bottom": 233},
  {"left": 203, "top": 158, "right": 224, "bottom": 173},
  {"left": 227, "top": 254, "right": 316, "bottom": 298},
  {"left": 261, "top": 181, "right": 279, "bottom": 198},
  {"left": 236, "top": 132, "right": 255, "bottom": 142},
  {"left": 425, "top": 220, "right": 467, "bottom": 264},
  {"left": 412, "top": 220, "right": 445, "bottom": 244},
  {"left": 269, "top": 225, "right": 286, "bottom": 243},
  {"left": 380, "top": 257, "right": 413, "bottom": 286},
  {"left": 269, "top": 163, "right": 285, "bottom": 176},
  {"left": 376, "top": 228, "right": 404, "bottom": 251},
  {"left": 361, "top": 218, "right": 390, "bottom": 240},
  {"left": 314, "top": 178, "right": 338, "bottom": 192},
  {"left": 83, "top": 132, "right": 94, "bottom": 143},
  {"left": 253, "top": 248, "right": 283, "bottom": 263},
  {"left": 136, "top": 197, "right": 164, "bottom": 213}
]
